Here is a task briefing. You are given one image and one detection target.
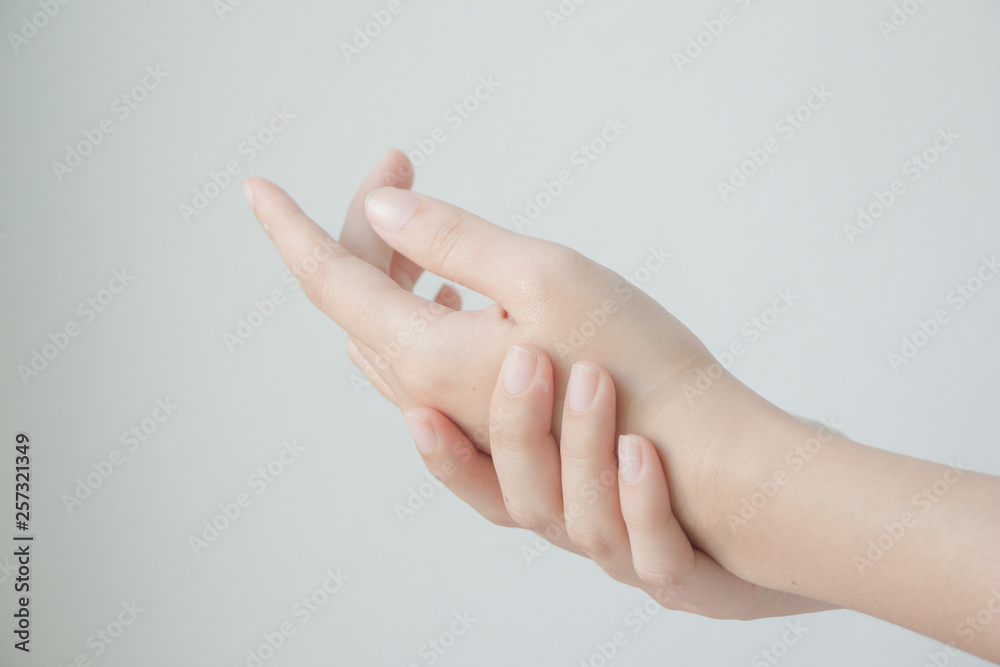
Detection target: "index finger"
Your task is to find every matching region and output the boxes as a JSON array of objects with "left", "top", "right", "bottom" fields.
[
  {"left": 339, "top": 149, "right": 424, "bottom": 290},
  {"left": 243, "top": 177, "right": 432, "bottom": 348}
]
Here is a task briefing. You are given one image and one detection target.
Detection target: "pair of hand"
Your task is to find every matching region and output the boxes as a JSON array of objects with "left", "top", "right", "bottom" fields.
[{"left": 241, "top": 150, "right": 830, "bottom": 620}]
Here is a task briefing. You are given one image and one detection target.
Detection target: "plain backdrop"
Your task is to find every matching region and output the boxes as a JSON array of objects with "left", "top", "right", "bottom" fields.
[{"left": 1, "top": 1, "right": 998, "bottom": 665}]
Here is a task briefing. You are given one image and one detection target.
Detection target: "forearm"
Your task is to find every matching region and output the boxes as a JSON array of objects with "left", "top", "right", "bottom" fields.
[{"left": 684, "top": 404, "right": 1000, "bottom": 658}]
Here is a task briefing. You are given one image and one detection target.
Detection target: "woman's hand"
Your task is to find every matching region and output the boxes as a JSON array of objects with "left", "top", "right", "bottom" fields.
[
  {"left": 403, "top": 345, "right": 832, "bottom": 619},
  {"left": 243, "top": 153, "right": 1000, "bottom": 661},
  {"left": 241, "top": 152, "right": 777, "bottom": 568}
]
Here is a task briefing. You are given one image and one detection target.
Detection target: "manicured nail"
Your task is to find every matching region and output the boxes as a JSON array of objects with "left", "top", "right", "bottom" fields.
[
  {"left": 567, "top": 363, "right": 599, "bottom": 413},
  {"left": 242, "top": 179, "right": 255, "bottom": 209},
  {"left": 366, "top": 187, "right": 420, "bottom": 232},
  {"left": 618, "top": 435, "right": 642, "bottom": 483},
  {"left": 404, "top": 413, "right": 437, "bottom": 455},
  {"left": 502, "top": 346, "right": 537, "bottom": 396}
]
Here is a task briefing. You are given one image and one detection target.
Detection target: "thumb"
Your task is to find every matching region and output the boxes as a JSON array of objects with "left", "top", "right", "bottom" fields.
[{"left": 364, "top": 187, "right": 557, "bottom": 305}]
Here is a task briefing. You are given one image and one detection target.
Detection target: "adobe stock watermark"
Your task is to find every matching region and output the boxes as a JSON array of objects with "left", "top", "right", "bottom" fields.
[
  {"left": 510, "top": 117, "right": 628, "bottom": 234},
  {"left": 229, "top": 228, "right": 363, "bottom": 353},
  {"left": 55, "top": 601, "right": 145, "bottom": 667},
  {"left": 683, "top": 288, "right": 800, "bottom": 404},
  {"left": 887, "top": 254, "right": 998, "bottom": 372},
  {"left": 394, "top": 442, "right": 474, "bottom": 524},
  {"left": 521, "top": 457, "right": 621, "bottom": 566},
  {"left": 554, "top": 245, "right": 669, "bottom": 359},
  {"left": 213, "top": 0, "right": 247, "bottom": 21},
  {"left": 405, "top": 611, "right": 477, "bottom": 667},
  {"left": 544, "top": 0, "right": 593, "bottom": 31},
  {"left": 727, "top": 418, "right": 842, "bottom": 533},
  {"left": 877, "top": 0, "right": 934, "bottom": 42},
  {"left": 672, "top": 0, "right": 758, "bottom": 73},
  {"left": 853, "top": 460, "right": 967, "bottom": 576},
  {"left": 7, "top": 0, "right": 73, "bottom": 54},
  {"left": 750, "top": 620, "right": 809, "bottom": 667},
  {"left": 223, "top": 287, "right": 291, "bottom": 353},
  {"left": 51, "top": 65, "right": 167, "bottom": 183},
  {"left": 178, "top": 106, "right": 295, "bottom": 223},
  {"left": 61, "top": 398, "right": 179, "bottom": 514},
  {"left": 405, "top": 75, "right": 501, "bottom": 169},
  {"left": 349, "top": 294, "right": 454, "bottom": 396},
  {"left": 233, "top": 567, "right": 350, "bottom": 667},
  {"left": 577, "top": 594, "right": 678, "bottom": 667},
  {"left": 188, "top": 439, "right": 306, "bottom": 556},
  {"left": 17, "top": 268, "right": 135, "bottom": 387},
  {"left": 716, "top": 85, "right": 834, "bottom": 202},
  {"left": 955, "top": 587, "right": 1000, "bottom": 648},
  {"left": 340, "top": 0, "right": 415, "bottom": 63},
  {"left": 843, "top": 127, "right": 959, "bottom": 244}
]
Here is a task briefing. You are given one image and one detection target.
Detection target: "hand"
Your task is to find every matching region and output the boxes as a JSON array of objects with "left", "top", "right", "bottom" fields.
[
  {"left": 243, "top": 154, "right": 1000, "bottom": 661},
  {"left": 242, "top": 154, "right": 775, "bottom": 568},
  {"left": 403, "top": 345, "right": 832, "bottom": 619}
]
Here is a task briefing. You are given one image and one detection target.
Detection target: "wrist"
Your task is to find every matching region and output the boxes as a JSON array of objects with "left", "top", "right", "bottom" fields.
[{"left": 643, "top": 370, "right": 819, "bottom": 577}]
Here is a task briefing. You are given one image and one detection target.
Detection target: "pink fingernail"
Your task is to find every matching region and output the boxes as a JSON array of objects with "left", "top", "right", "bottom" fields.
[
  {"left": 502, "top": 346, "right": 536, "bottom": 396},
  {"left": 567, "top": 363, "right": 599, "bottom": 413},
  {"left": 618, "top": 435, "right": 642, "bottom": 483},
  {"left": 366, "top": 187, "right": 420, "bottom": 232},
  {"left": 404, "top": 413, "right": 437, "bottom": 455}
]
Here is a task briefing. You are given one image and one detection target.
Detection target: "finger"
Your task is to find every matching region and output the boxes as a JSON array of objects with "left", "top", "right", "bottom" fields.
[
  {"left": 403, "top": 408, "right": 514, "bottom": 528},
  {"left": 346, "top": 336, "right": 397, "bottom": 403},
  {"left": 618, "top": 436, "right": 835, "bottom": 619},
  {"left": 617, "top": 435, "right": 695, "bottom": 589},
  {"left": 364, "top": 187, "right": 561, "bottom": 305},
  {"left": 489, "top": 346, "right": 564, "bottom": 532},
  {"left": 339, "top": 149, "right": 414, "bottom": 276},
  {"left": 389, "top": 252, "right": 424, "bottom": 291},
  {"left": 244, "top": 177, "right": 429, "bottom": 348},
  {"left": 433, "top": 284, "right": 462, "bottom": 310},
  {"left": 560, "top": 362, "right": 634, "bottom": 578}
]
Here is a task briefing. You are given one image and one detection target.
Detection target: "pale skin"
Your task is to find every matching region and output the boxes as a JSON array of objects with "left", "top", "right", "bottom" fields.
[{"left": 242, "top": 150, "right": 1000, "bottom": 662}]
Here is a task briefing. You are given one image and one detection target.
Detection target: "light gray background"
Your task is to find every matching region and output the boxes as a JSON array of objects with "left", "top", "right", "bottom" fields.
[{"left": 1, "top": 1, "right": 998, "bottom": 665}]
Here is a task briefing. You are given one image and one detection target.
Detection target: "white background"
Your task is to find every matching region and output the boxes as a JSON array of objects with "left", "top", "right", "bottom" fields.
[{"left": 1, "top": 1, "right": 998, "bottom": 665}]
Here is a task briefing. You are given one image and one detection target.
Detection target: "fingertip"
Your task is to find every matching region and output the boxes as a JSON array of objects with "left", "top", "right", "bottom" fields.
[
  {"left": 618, "top": 435, "right": 643, "bottom": 484},
  {"left": 363, "top": 184, "right": 393, "bottom": 210},
  {"left": 566, "top": 361, "right": 604, "bottom": 415},
  {"left": 403, "top": 410, "right": 439, "bottom": 457},
  {"left": 380, "top": 148, "right": 414, "bottom": 188},
  {"left": 244, "top": 177, "right": 303, "bottom": 222},
  {"left": 242, "top": 178, "right": 256, "bottom": 211}
]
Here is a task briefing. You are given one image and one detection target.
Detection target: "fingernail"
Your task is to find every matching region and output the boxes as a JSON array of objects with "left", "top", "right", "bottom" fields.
[
  {"left": 404, "top": 413, "right": 437, "bottom": 455},
  {"left": 503, "top": 346, "right": 537, "bottom": 396},
  {"left": 618, "top": 435, "right": 642, "bottom": 483},
  {"left": 242, "top": 179, "right": 255, "bottom": 209},
  {"left": 366, "top": 187, "right": 420, "bottom": 232},
  {"left": 567, "top": 363, "right": 599, "bottom": 413}
]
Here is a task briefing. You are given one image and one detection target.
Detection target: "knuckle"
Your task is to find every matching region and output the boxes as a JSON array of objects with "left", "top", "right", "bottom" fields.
[
  {"left": 291, "top": 233, "right": 353, "bottom": 311},
  {"left": 489, "top": 429, "right": 533, "bottom": 457},
  {"left": 299, "top": 270, "right": 332, "bottom": 312},
  {"left": 565, "top": 521, "right": 614, "bottom": 560},
  {"left": 428, "top": 211, "right": 470, "bottom": 272},
  {"left": 503, "top": 498, "right": 550, "bottom": 532},
  {"left": 620, "top": 506, "right": 659, "bottom": 535},
  {"left": 484, "top": 509, "right": 517, "bottom": 528},
  {"left": 516, "top": 247, "right": 568, "bottom": 296},
  {"left": 634, "top": 565, "right": 685, "bottom": 594}
]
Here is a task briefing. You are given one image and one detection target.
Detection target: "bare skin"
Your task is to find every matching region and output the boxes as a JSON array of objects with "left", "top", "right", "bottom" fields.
[{"left": 243, "top": 151, "right": 1000, "bottom": 662}]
